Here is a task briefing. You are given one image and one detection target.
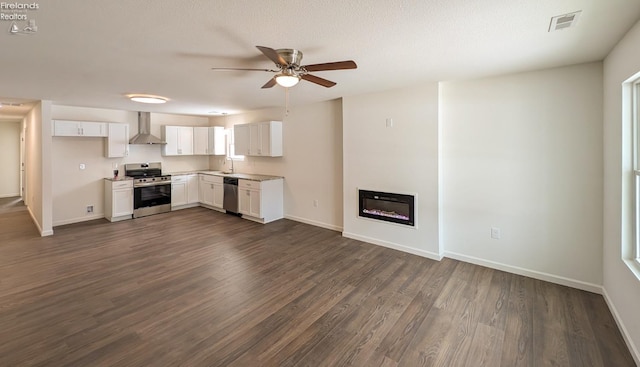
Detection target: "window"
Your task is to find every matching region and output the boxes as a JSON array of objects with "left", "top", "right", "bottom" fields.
[
  {"left": 225, "top": 127, "right": 244, "bottom": 161},
  {"left": 635, "top": 80, "right": 640, "bottom": 265},
  {"left": 625, "top": 74, "right": 640, "bottom": 279}
]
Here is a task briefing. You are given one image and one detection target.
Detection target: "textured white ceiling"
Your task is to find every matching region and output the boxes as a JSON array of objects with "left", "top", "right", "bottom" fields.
[{"left": 1, "top": 0, "right": 639, "bottom": 116}]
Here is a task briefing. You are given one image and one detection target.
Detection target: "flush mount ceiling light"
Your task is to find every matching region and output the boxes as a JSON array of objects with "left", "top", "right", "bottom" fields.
[
  {"left": 274, "top": 69, "right": 300, "bottom": 88},
  {"left": 128, "top": 94, "right": 168, "bottom": 104}
]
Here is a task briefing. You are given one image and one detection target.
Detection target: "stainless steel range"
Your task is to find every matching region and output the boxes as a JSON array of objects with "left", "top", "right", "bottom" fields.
[{"left": 125, "top": 162, "right": 171, "bottom": 218}]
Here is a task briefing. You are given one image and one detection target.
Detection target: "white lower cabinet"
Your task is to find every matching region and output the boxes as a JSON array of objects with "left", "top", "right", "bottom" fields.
[
  {"left": 239, "top": 181, "right": 261, "bottom": 218},
  {"left": 172, "top": 174, "right": 200, "bottom": 210},
  {"left": 187, "top": 174, "right": 200, "bottom": 204},
  {"left": 104, "top": 179, "right": 133, "bottom": 222},
  {"left": 171, "top": 175, "right": 188, "bottom": 208},
  {"left": 168, "top": 172, "right": 282, "bottom": 222},
  {"left": 199, "top": 174, "right": 224, "bottom": 210},
  {"left": 238, "top": 178, "right": 283, "bottom": 223}
]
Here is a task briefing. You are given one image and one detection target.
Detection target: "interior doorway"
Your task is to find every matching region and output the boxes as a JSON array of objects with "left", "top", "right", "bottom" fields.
[
  {"left": 0, "top": 120, "right": 22, "bottom": 201},
  {"left": 20, "top": 122, "right": 25, "bottom": 201}
]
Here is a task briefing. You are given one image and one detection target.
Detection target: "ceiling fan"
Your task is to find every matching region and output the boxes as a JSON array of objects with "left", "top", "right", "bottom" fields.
[{"left": 211, "top": 46, "right": 357, "bottom": 89}]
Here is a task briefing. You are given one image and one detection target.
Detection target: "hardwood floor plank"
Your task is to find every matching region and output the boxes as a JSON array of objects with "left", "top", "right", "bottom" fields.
[
  {"left": 464, "top": 323, "right": 505, "bottom": 367},
  {"left": 582, "top": 291, "right": 637, "bottom": 366},
  {"left": 0, "top": 208, "right": 634, "bottom": 366},
  {"left": 395, "top": 261, "right": 491, "bottom": 367},
  {"left": 376, "top": 257, "right": 458, "bottom": 363},
  {"left": 263, "top": 251, "right": 406, "bottom": 367},
  {"left": 500, "top": 274, "right": 535, "bottom": 367},
  {"left": 296, "top": 258, "right": 415, "bottom": 367},
  {"left": 532, "top": 279, "right": 571, "bottom": 366},
  {"left": 478, "top": 269, "right": 512, "bottom": 329}
]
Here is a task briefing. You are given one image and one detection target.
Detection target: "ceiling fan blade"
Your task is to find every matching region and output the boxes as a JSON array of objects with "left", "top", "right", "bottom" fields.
[
  {"left": 211, "top": 67, "right": 278, "bottom": 72},
  {"left": 302, "top": 60, "right": 357, "bottom": 72},
  {"left": 256, "top": 46, "right": 287, "bottom": 66},
  {"left": 301, "top": 74, "right": 337, "bottom": 88},
  {"left": 261, "top": 78, "right": 277, "bottom": 89}
]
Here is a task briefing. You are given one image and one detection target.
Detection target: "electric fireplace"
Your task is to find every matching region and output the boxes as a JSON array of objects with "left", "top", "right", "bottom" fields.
[{"left": 359, "top": 189, "right": 415, "bottom": 226}]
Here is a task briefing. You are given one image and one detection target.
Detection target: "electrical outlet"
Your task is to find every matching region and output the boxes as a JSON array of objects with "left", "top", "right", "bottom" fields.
[
  {"left": 491, "top": 227, "right": 501, "bottom": 239},
  {"left": 86, "top": 205, "right": 93, "bottom": 213},
  {"left": 313, "top": 199, "right": 319, "bottom": 208}
]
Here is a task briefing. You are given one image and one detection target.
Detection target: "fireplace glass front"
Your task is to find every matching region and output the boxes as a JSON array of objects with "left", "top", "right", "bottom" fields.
[{"left": 359, "top": 189, "right": 415, "bottom": 226}]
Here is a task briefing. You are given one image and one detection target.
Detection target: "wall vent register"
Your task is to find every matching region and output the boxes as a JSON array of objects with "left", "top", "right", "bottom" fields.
[{"left": 359, "top": 189, "right": 415, "bottom": 226}]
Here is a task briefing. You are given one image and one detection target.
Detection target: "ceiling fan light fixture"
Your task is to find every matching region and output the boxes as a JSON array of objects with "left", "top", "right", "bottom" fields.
[
  {"left": 128, "top": 94, "right": 168, "bottom": 104},
  {"left": 275, "top": 73, "right": 300, "bottom": 88}
]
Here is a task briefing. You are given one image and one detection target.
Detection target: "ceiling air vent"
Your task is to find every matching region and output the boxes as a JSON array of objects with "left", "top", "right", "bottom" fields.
[
  {"left": 0, "top": 102, "right": 23, "bottom": 107},
  {"left": 548, "top": 11, "right": 581, "bottom": 32}
]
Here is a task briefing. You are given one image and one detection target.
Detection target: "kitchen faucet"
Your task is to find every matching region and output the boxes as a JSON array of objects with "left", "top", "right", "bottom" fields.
[{"left": 227, "top": 157, "right": 234, "bottom": 173}]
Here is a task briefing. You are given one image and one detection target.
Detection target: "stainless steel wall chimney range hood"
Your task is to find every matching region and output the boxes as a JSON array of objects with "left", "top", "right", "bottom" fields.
[{"left": 129, "top": 112, "right": 166, "bottom": 145}]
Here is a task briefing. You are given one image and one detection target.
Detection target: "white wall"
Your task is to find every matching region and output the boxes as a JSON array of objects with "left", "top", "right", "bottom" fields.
[
  {"left": 51, "top": 105, "right": 210, "bottom": 226},
  {"left": 342, "top": 83, "right": 441, "bottom": 259},
  {"left": 441, "top": 62, "right": 604, "bottom": 291},
  {"left": 0, "top": 121, "right": 21, "bottom": 197},
  {"left": 24, "top": 101, "right": 53, "bottom": 236},
  {"left": 210, "top": 99, "right": 344, "bottom": 230},
  {"left": 603, "top": 19, "right": 640, "bottom": 363}
]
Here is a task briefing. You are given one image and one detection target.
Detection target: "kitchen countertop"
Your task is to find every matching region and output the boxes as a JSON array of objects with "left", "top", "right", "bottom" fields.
[
  {"left": 169, "top": 170, "right": 284, "bottom": 182},
  {"left": 104, "top": 176, "right": 134, "bottom": 182}
]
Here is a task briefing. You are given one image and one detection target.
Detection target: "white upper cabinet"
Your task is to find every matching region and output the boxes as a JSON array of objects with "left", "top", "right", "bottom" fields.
[
  {"left": 193, "top": 126, "right": 225, "bottom": 155},
  {"left": 233, "top": 121, "right": 282, "bottom": 157},
  {"left": 193, "top": 127, "right": 208, "bottom": 155},
  {"left": 162, "top": 126, "right": 194, "bottom": 156},
  {"left": 105, "top": 123, "right": 129, "bottom": 158},
  {"left": 234, "top": 124, "right": 251, "bottom": 156},
  {"left": 52, "top": 120, "right": 108, "bottom": 137}
]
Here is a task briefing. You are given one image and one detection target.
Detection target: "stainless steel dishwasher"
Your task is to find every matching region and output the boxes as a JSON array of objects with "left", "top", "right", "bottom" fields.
[{"left": 223, "top": 177, "right": 239, "bottom": 214}]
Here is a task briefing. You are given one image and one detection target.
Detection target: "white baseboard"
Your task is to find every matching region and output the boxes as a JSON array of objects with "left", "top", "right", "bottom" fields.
[
  {"left": 444, "top": 251, "right": 602, "bottom": 294},
  {"left": 27, "top": 206, "right": 53, "bottom": 236},
  {"left": 0, "top": 193, "right": 20, "bottom": 198},
  {"left": 171, "top": 203, "right": 200, "bottom": 211},
  {"left": 342, "top": 231, "right": 443, "bottom": 261},
  {"left": 53, "top": 213, "right": 105, "bottom": 227},
  {"left": 602, "top": 288, "right": 640, "bottom": 366},
  {"left": 285, "top": 215, "right": 343, "bottom": 232}
]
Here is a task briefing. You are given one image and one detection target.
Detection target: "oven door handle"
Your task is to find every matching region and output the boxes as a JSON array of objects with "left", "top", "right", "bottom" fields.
[{"left": 134, "top": 182, "right": 170, "bottom": 188}]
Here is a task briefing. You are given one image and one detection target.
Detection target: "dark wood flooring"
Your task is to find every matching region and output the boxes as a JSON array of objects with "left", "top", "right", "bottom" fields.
[
  {"left": 0, "top": 207, "right": 635, "bottom": 366},
  {"left": 0, "top": 196, "right": 25, "bottom": 214}
]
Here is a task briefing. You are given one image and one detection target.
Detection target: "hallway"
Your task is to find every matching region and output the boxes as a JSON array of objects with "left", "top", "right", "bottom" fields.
[{"left": 0, "top": 196, "right": 25, "bottom": 214}]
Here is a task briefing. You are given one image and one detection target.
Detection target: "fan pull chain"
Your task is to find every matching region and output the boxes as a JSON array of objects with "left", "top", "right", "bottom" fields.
[{"left": 285, "top": 87, "right": 290, "bottom": 116}]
